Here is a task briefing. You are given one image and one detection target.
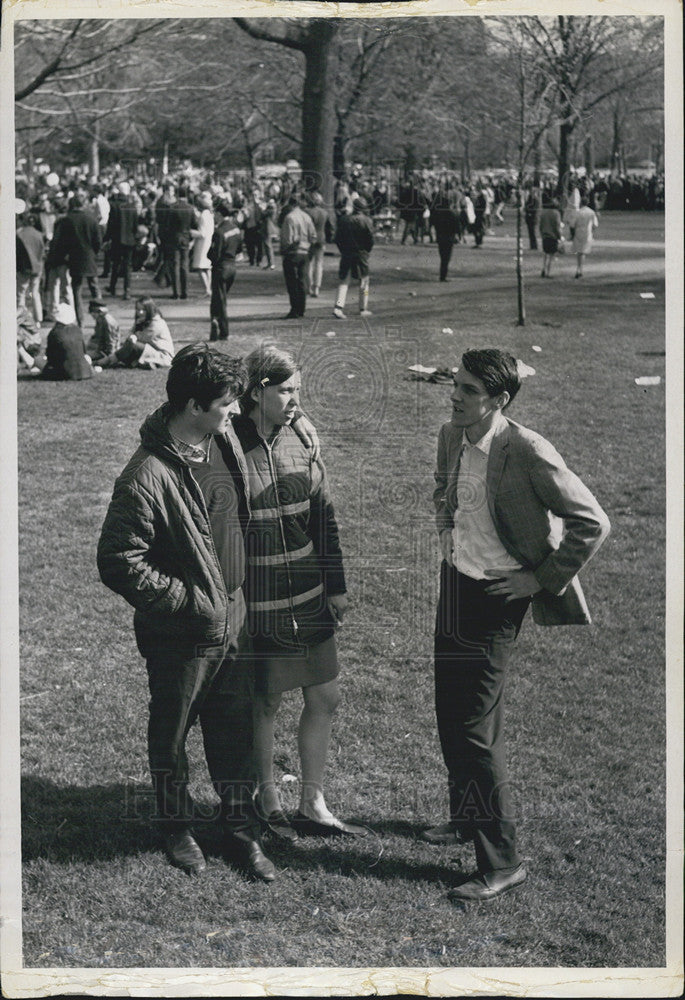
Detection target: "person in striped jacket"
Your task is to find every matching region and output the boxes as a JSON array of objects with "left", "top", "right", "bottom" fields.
[{"left": 233, "top": 345, "right": 367, "bottom": 842}]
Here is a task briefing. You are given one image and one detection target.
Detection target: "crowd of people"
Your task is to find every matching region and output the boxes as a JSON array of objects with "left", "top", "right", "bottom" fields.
[{"left": 15, "top": 161, "right": 662, "bottom": 376}]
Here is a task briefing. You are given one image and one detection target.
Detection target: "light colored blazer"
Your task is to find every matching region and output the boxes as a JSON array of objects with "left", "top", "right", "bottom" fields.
[{"left": 433, "top": 416, "right": 610, "bottom": 626}]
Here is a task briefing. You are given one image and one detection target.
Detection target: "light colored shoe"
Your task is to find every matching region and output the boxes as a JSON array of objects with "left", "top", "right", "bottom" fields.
[
  {"left": 360, "top": 309, "right": 373, "bottom": 317},
  {"left": 333, "top": 307, "right": 346, "bottom": 319}
]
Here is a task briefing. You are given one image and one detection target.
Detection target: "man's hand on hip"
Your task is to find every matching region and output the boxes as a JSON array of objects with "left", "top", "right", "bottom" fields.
[
  {"left": 439, "top": 529, "right": 453, "bottom": 564},
  {"left": 485, "top": 570, "right": 541, "bottom": 601}
]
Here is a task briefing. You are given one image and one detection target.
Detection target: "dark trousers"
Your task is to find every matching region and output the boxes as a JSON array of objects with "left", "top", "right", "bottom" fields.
[
  {"left": 434, "top": 561, "right": 530, "bottom": 873},
  {"left": 109, "top": 245, "right": 133, "bottom": 296},
  {"left": 209, "top": 261, "right": 236, "bottom": 340},
  {"left": 244, "top": 227, "right": 260, "bottom": 265},
  {"left": 473, "top": 216, "right": 485, "bottom": 246},
  {"left": 437, "top": 237, "right": 454, "bottom": 280},
  {"left": 69, "top": 272, "right": 100, "bottom": 327},
  {"left": 525, "top": 215, "right": 539, "bottom": 250},
  {"left": 171, "top": 245, "right": 189, "bottom": 298},
  {"left": 282, "top": 252, "right": 308, "bottom": 316},
  {"left": 141, "top": 590, "right": 257, "bottom": 832}
]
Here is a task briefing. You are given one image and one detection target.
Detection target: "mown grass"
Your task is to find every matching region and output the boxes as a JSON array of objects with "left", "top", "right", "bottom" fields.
[{"left": 18, "top": 212, "right": 666, "bottom": 969}]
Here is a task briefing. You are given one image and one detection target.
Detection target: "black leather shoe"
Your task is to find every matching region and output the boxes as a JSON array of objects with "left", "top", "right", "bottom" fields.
[
  {"left": 224, "top": 828, "right": 276, "bottom": 882},
  {"left": 447, "top": 865, "right": 527, "bottom": 902},
  {"left": 255, "top": 804, "right": 298, "bottom": 843},
  {"left": 420, "top": 821, "right": 472, "bottom": 845},
  {"left": 163, "top": 829, "right": 206, "bottom": 875},
  {"left": 291, "top": 812, "right": 369, "bottom": 838}
]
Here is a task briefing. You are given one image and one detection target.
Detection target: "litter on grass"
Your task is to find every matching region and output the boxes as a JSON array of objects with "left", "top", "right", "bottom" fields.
[
  {"left": 532, "top": 345, "right": 542, "bottom": 352},
  {"left": 634, "top": 376, "right": 661, "bottom": 386},
  {"left": 406, "top": 364, "right": 453, "bottom": 383},
  {"left": 639, "top": 292, "right": 656, "bottom": 299},
  {"left": 347, "top": 374, "right": 356, "bottom": 379},
  {"left": 324, "top": 331, "right": 336, "bottom": 338},
  {"left": 442, "top": 327, "right": 454, "bottom": 334},
  {"left": 282, "top": 774, "right": 298, "bottom": 783},
  {"left": 516, "top": 361, "right": 536, "bottom": 378}
]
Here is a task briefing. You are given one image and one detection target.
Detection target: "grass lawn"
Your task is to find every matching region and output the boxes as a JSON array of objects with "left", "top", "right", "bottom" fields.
[{"left": 17, "top": 212, "right": 666, "bottom": 970}]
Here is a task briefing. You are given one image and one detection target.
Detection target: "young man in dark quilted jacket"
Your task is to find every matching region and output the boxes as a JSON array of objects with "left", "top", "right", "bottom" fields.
[{"left": 97, "top": 344, "right": 280, "bottom": 881}]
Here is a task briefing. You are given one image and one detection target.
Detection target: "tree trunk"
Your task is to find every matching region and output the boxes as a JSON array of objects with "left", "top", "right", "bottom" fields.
[
  {"left": 333, "top": 131, "right": 346, "bottom": 180},
  {"left": 532, "top": 132, "right": 542, "bottom": 187},
  {"left": 583, "top": 134, "right": 594, "bottom": 176},
  {"left": 610, "top": 104, "right": 622, "bottom": 177},
  {"left": 300, "top": 21, "right": 337, "bottom": 208},
  {"left": 557, "top": 115, "right": 574, "bottom": 197},
  {"left": 89, "top": 122, "right": 100, "bottom": 181}
]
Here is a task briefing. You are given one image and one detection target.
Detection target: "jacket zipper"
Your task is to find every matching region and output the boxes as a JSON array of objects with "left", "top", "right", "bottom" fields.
[
  {"left": 263, "top": 438, "right": 301, "bottom": 646},
  {"left": 185, "top": 463, "right": 232, "bottom": 643}
]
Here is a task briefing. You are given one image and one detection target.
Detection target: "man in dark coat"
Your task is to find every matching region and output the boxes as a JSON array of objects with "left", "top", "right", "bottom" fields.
[
  {"left": 166, "top": 184, "right": 196, "bottom": 299},
  {"left": 16, "top": 212, "right": 45, "bottom": 323},
  {"left": 431, "top": 191, "right": 460, "bottom": 282},
  {"left": 332, "top": 195, "right": 374, "bottom": 318},
  {"left": 97, "top": 344, "right": 276, "bottom": 881},
  {"left": 105, "top": 181, "right": 138, "bottom": 300},
  {"left": 57, "top": 193, "right": 101, "bottom": 326},
  {"left": 40, "top": 302, "right": 92, "bottom": 381},
  {"left": 154, "top": 180, "right": 176, "bottom": 289}
]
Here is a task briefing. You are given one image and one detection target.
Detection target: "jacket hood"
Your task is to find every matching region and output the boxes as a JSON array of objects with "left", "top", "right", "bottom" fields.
[{"left": 139, "top": 403, "right": 187, "bottom": 466}]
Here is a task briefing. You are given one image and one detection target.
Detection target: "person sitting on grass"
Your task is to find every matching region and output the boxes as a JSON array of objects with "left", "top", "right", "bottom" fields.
[
  {"left": 100, "top": 296, "right": 174, "bottom": 369},
  {"left": 86, "top": 298, "right": 120, "bottom": 364},
  {"left": 39, "top": 302, "right": 92, "bottom": 381},
  {"left": 17, "top": 305, "right": 44, "bottom": 374}
]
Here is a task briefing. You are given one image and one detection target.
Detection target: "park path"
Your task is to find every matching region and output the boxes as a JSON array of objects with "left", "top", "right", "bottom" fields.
[{"left": 114, "top": 230, "right": 665, "bottom": 331}]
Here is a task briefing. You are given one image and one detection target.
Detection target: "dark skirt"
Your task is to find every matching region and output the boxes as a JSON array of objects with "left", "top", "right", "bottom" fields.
[
  {"left": 542, "top": 235, "right": 559, "bottom": 255},
  {"left": 255, "top": 635, "right": 339, "bottom": 695}
]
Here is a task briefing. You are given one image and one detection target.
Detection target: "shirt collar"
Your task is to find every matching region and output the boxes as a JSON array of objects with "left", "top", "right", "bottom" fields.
[{"left": 462, "top": 412, "right": 505, "bottom": 457}]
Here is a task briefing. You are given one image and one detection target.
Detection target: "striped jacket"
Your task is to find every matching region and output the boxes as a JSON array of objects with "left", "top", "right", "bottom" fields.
[{"left": 233, "top": 415, "right": 346, "bottom": 653}]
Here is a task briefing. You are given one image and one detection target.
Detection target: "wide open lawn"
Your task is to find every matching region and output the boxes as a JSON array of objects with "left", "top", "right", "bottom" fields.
[{"left": 17, "top": 211, "right": 666, "bottom": 969}]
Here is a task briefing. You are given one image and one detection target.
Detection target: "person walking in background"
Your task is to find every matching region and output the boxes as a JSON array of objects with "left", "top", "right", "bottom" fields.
[
  {"left": 539, "top": 196, "right": 563, "bottom": 278},
  {"left": 166, "top": 184, "right": 196, "bottom": 299},
  {"left": 190, "top": 191, "right": 214, "bottom": 296},
  {"left": 16, "top": 211, "right": 45, "bottom": 325},
  {"left": 332, "top": 195, "right": 374, "bottom": 318},
  {"left": 571, "top": 196, "right": 599, "bottom": 278},
  {"left": 208, "top": 202, "right": 243, "bottom": 341},
  {"left": 280, "top": 194, "right": 316, "bottom": 319},
  {"left": 259, "top": 197, "right": 278, "bottom": 270},
  {"left": 524, "top": 186, "right": 541, "bottom": 251},
  {"left": 233, "top": 345, "right": 367, "bottom": 842},
  {"left": 432, "top": 191, "right": 460, "bottom": 283},
  {"left": 154, "top": 180, "right": 176, "bottom": 289},
  {"left": 100, "top": 296, "right": 173, "bottom": 369},
  {"left": 305, "top": 192, "right": 328, "bottom": 298},
  {"left": 59, "top": 192, "right": 102, "bottom": 326},
  {"left": 106, "top": 181, "right": 138, "bottom": 300},
  {"left": 426, "top": 348, "right": 609, "bottom": 902}
]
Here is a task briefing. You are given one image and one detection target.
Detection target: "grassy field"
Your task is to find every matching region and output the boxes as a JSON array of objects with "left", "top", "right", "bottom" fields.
[{"left": 17, "top": 212, "right": 666, "bottom": 970}]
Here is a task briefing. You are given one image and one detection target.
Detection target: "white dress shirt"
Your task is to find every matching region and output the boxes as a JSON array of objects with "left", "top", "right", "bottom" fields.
[{"left": 452, "top": 416, "right": 524, "bottom": 580}]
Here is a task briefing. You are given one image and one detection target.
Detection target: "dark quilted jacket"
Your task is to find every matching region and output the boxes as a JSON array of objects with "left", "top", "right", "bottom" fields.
[{"left": 97, "top": 404, "right": 250, "bottom": 651}]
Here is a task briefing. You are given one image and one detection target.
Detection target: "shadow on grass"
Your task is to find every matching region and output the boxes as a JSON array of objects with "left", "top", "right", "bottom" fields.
[
  {"left": 21, "top": 777, "right": 466, "bottom": 885},
  {"left": 21, "top": 776, "right": 160, "bottom": 862}
]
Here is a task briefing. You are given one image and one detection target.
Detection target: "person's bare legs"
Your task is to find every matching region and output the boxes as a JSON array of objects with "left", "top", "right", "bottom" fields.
[
  {"left": 298, "top": 678, "right": 341, "bottom": 822},
  {"left": 253, "top": 690, "right": 283, "bottom": 815},
  {"left": 575, "top": 252, "right": 585, "bottom": 278}
]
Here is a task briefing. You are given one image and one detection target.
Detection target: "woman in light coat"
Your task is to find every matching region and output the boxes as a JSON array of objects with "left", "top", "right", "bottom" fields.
[
  {"left": 190, "top": 191, "right": 214, "bottom": 295},
  {"left": 571, "top": 196, "right": 599, "bottom": 278}
]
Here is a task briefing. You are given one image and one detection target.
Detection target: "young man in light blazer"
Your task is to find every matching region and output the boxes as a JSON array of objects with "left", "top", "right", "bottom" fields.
[{"left": 427, "top": 348, "right": 610, "bottom": 901}]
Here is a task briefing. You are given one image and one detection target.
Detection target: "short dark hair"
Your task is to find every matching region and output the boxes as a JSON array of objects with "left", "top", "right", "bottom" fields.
[
  {"left": 69, "top": 193, "right": 85, "bottom": 210},
  {"left": 167, "top": 343, "right": 247, "bottom": 413},
  {"left": 461, "top": 348, "right": 521, "bottom": 406},
  {"left": 239, "top": 345, "right": 298, "bottom": 414}
]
